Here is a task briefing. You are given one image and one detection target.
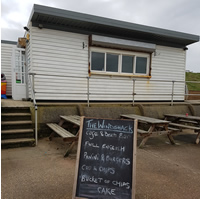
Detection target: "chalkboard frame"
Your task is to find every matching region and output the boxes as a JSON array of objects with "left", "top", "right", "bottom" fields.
[{"left": 72, "top": 117, "right": 138, "bottom": 199}]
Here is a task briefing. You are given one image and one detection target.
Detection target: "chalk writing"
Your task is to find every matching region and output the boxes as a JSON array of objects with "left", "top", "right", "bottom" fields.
[
  {"left": 86, "top": 119, "right": 133, "bottom": 133},
  {"left": 75, "top": 118, "right": 135, "bottom": 199}
]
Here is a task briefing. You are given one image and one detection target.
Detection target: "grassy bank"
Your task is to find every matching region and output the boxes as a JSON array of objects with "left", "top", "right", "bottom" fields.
[{"left": 186, "top": 72, "right": 200, "bottom": 91}]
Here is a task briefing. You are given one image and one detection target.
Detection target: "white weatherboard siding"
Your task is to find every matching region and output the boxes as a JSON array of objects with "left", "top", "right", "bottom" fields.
[
  {"left": 89, "top": 45, "right": 186, "bottom": 101},
  {"left": 30, "top": 27, "right": 186, "bottom": 101},
  {"left": 1, "top": 42, "right": 16, "bottom": 96},
  {"left": 30, "top": 27, "right": 88, "bottom": 100}
]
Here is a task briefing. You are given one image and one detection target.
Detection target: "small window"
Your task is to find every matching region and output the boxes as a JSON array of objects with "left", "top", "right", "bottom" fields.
[
  {"left": 122, "top": 55, "right": 134, "bottom": 73},
  {"left": 135, "top": 57, "right": 147, "bottom": 74},
  {"left": 106, "top": 53, "right": 119, "bottom": 72},
  {"left": 91, "top": 52, "right": 105, "bottom": 71}
]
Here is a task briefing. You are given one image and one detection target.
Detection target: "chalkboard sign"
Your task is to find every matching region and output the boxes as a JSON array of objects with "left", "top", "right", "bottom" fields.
[{"left": 73, "top": 117, "right": 137, "bottom": 199}]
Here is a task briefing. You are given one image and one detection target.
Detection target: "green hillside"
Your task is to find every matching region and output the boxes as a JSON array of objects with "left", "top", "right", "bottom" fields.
[{"left": 186, "top": 72, "right": 200, "bottom": 91}]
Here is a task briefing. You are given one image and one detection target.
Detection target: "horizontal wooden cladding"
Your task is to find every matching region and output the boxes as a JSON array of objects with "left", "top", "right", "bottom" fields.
[
  {"left": 34, "top": 93, "right": 183, "bottom": 101},
  {"left": 31, "top": 27, "right": 88, "bottom": 40},
  {"left": 151, "top": 45, "right": 186, "bottom": 82},
  {"left": 32, "top": 51, "right": 88, "bottom": 61},
  {"left": 32, "top": 69, "right": 87, "bottom": 77},
  {"left": 31, "top": 28, "right": 88, "bottom": 81},
  {"left": 32, "top": 58, "right": 87, "bottom": 65},
  {"left": 34, "top": 75, "right": 87, "bottom": 96},
  {"left": 31, "top": 34, "right": 88, "bottom": 47},
  {"left": 35, "top": 93, "right": 88, "bottom": 100},
  {"left": 32, "top": 39, "right": 86, "bottom": 50},
  {"left": 30, "top": 28, "right": 186, "bottom": 101},
  {"left": 31, "top": 47, "right": 88, "bottom": 58}
]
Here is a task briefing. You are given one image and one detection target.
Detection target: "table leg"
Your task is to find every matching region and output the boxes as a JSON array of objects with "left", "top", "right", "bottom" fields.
[
  {"left": 64, "top": 141, "right": 77, "bottom": 157},
  {"left": 64, "top": 130, "right": 80, "bottom": 157},
  {"left": 195, "top": 132, "right": 200, "bottom": 144},
  {"left": 139, "top": 125, "right": 155, "bottom": 148},
  {"left": 167, "top": 134, "right": 176, "bottom": 145},
  {"left": 164, "top": 124, "right": 176, "bottom": 145}
]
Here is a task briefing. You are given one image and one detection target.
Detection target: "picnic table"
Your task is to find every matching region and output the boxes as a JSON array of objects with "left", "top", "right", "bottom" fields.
[
  {"left": 120, "top": 114, "right": 176, "bottom": 147},
  {"left": 164, "top": 114, "right": 200, "bottom": 144},
  {"left": 164, "top": 114, "right": 200, "bottom": 125},
  {"left": 47, "top": 115, "right": 81, "bottom": 157}
]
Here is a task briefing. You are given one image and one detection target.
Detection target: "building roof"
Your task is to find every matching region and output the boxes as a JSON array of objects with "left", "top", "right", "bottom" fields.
[{"left": 29, "top": 4, "right": 199, "bottom": 48}]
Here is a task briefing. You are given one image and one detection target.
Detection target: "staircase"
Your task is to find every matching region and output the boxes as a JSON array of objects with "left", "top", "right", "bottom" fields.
[{"left": 1, "top": 107, "right": 35, "bottom": 149}]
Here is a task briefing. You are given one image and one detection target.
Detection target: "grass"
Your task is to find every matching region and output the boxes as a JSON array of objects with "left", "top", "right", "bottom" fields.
[{"left": 185, "top": 72, "right": 200, "bottom": 91}]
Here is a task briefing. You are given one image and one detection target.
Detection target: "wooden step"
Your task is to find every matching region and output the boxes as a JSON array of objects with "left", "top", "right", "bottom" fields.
[
  {"left": 1, "top": 138, "right": 35, "bottom": 144},
  {"left": 1, "top": 113, "right": 31, "bottom": 117},
  {"left": 1, "top": 138, "right": 35, "bottom": 149},
  {"left": 1, "top": 120, "right": 32, "bottom": 125},
  {"left": 1, "top": 129, "right": 33, "bottom": 134},
  {"left": 1, "top": 107, "right": 30, "bottom": 113},
  {"left": 47, "top": 123, "right": 75, "bottom": 138}
]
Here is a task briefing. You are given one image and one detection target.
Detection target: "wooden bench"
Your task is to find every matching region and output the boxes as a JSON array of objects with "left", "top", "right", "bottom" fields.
[
  {"left": 179, "top": 119, "right": 198, "bottom": 125},
  {"left": 47, "top": 123, "right": 77, "bottom": 142},
  {"left": 47, "top": 115, "right": 81, "bottom": 157},
  {"left": 169, "top": 123, "right": 200, "bottom": 144},
  {"left": 169, "top": 123, "right": 200, "bottom": 131}
]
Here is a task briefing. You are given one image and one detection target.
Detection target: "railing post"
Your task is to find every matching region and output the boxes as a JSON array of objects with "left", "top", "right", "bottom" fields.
[
  {"left": 32, "top": 73, "right": 35, "bottom": 93},
  {"left": 87, "top": 76, "right": 90, "bottom": 107},
  {"left": 132, "top": 79, "right": 136, "bottom": 106},
  {"left": 35, "top": 105, "right": 38, "bottom": 146},
  {"left": 171, "top": 80, "right": 175, "bottom": 106},
  {"left": 28, "top": 73, "right": 38, "bottom": 146}
]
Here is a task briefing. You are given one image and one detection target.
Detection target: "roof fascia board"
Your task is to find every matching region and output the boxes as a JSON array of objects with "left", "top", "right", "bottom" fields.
[
  {"left": 32, "top": 4, "right": 199, "bottom": 42},
  {"left": 31, "top": 22, "right": 186, "bottom": 48}
]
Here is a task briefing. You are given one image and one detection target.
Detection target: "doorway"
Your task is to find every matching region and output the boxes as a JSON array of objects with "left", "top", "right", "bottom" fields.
[{"left": 12, "top": 48, "right": 27, "bottom": 100}]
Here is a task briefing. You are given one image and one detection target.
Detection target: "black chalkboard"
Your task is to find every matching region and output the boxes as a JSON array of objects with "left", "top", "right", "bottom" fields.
[{"left": 73, "top": 117, "right": 137, "bottom": 199}]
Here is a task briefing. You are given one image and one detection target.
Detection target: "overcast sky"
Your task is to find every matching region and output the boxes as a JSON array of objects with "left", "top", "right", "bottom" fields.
[{"left": 1, "top": 0, "right": 200, "bottom": 72}]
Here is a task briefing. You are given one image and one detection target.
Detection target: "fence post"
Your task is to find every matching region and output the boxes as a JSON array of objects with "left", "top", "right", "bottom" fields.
[
  {"left": 171, "top": 81, "right": 175, "bottom": 106},
  {"left": 87, "top": 76, "right": 90, "bottom": 107},
  {"left": 132, "top": 79, "right": 136, "bottom": 106}
]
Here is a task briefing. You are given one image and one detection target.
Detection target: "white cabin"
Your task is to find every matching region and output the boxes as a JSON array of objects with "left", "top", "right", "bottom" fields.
[{"left": 4, "top": 4, "right": 200, "bottom": 102}]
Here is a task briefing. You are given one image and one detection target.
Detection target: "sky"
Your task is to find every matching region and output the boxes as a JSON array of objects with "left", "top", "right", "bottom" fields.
[{"left": 1, "top": 0, "right": 200, "bottom": 72}]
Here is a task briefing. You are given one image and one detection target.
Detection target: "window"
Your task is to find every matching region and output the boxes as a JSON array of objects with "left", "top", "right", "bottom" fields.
[
  {"left": 122, "top": 55, "right": 134, "bottom": 73},
  {"left": 135, "top": 57, "right": 147, "bottom": 74},
  {"left": 91, "top": 52, "right": 105, "bottom": 71},
  {"left": 90, "top": 47, "right": 150, "bottom": 76},
  {"left": 106, "top": 53, "right": 119, "bottom": 72}
]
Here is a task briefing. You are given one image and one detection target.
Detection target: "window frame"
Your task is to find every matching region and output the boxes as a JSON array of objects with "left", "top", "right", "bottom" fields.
[
  {"left": 90, "top": 47, "right": 151, "bottom": 77},
  {"left": 134, "top": 56, "right": 149, "bottom": 75}
]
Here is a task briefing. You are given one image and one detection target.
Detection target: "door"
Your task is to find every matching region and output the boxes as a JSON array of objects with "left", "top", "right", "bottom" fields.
[{"left": 12, "top": 48, "right": 27, "bottom": 100}]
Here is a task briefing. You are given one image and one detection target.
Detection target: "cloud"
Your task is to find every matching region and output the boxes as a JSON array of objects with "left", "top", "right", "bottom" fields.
[{"left": 1, "top": 0, "right": 200, "bottom": 72}]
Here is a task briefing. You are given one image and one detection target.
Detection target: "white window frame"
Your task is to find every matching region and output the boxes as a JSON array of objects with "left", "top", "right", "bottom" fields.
[
  {"left": 90, "top": 47, "right": 150, "bottom": 77},
  {"left": 134, "top": 56, "right": 150, "bottom": 75}
]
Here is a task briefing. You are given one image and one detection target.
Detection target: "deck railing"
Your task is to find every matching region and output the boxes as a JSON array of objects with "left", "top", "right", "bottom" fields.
[
  {"left": 28, "top": 73, "right": 38, "bottom": 145},
  {"left": 28, "top": 73, "right": 200, "bottom": 108}
]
